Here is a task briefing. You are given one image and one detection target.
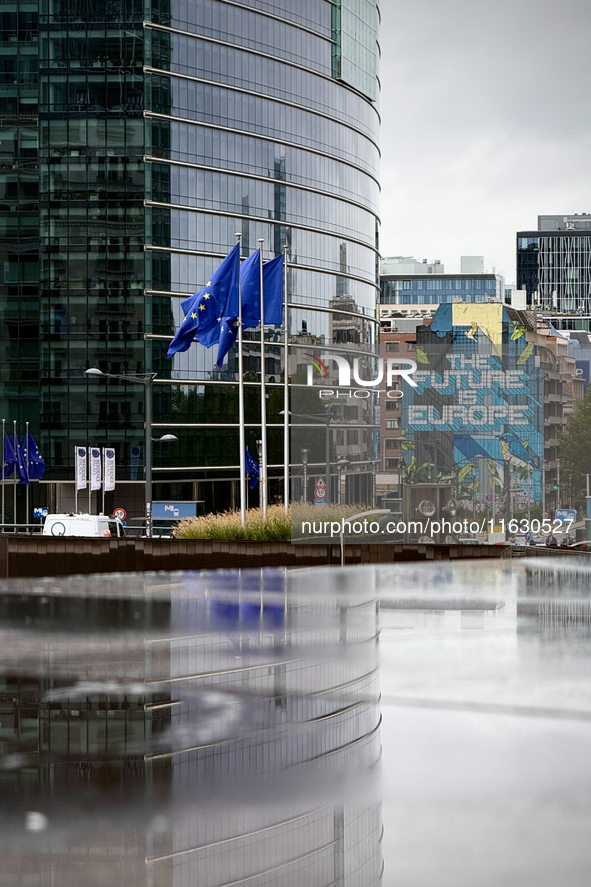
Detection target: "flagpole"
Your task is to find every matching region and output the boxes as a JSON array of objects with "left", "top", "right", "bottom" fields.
[
  {"left": 1, "top": 418, "right": 5, "bottom": 529},
  {"left": 25, "top": 421, "right": 30, "bottom": 530},
  {"left": 283, "top": 244, "right": 289, "bottom": 514},
  {"left": 88, "top": 446, "right": 91, "bottom": 514},
  {"left": 102, "top": 449, "right": 105, "bottom": 515},
  {"left": 236, "top": 232, "right": 246, "bottom": 526},
  {"left": 258, "top": 238, "right": 268, "bottom": 519},
  {"left": 13, "top": 421, "right": 17, "bottom": 529},
  {"left": 74, "top": 446, "right": 78, "bottom": 513}
]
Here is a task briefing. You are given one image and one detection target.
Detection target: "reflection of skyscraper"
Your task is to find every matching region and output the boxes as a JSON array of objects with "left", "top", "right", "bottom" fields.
[
  {"left": 0, "top": 568, "right": 382, "bottom": 885},
  {"left": 0, "top": 1, "right": 380, "bottom": 518}
]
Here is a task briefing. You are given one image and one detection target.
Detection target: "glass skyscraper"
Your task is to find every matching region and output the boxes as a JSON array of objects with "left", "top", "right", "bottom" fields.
[{"left": 0, "top": 1, "right": 380, "bottom": 518}]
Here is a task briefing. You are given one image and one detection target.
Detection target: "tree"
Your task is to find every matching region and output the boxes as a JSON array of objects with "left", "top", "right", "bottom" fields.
[{"left": 558, "top": 386, "right": 591, "bottom": 508}]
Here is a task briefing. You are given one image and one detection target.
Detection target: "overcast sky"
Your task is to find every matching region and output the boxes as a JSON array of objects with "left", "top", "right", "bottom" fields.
[{"left": 378, "top": 0, "right": 591, "bottom": 281}]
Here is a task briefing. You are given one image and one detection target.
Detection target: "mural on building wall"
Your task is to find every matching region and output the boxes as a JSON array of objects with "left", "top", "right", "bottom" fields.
[{"left": 400, "top": 304, "right": 544, "bottom": 515}]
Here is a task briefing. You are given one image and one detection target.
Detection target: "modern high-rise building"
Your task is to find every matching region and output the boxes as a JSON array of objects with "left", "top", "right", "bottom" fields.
[
  {"left": 379, "top": 256, "right": 505, "bottom": 320},
  {"left": 0, "top": 1, "right": 380, "bottom": 520},
  {"left": 517, "top": 214, "right": 591, "bottom": 315}
]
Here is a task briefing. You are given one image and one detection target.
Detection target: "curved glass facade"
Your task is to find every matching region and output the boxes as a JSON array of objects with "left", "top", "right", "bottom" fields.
[{"left": 0, "top": 0, "right": 380, "bottom": 517}]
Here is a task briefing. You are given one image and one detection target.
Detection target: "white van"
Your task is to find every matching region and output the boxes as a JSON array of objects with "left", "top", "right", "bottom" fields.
[{"left": 42, "top": 513, "right": 125, "bottom": 538}]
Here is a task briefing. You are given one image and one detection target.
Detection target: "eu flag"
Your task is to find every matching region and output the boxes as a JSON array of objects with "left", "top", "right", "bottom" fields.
[
  {"left": 216, "top": 316, "right": 241, "bottom": 368},
  {"left": 14, "top": 433, "right": 29, "bottom": 486},
  {"left": 2, "top": 432, "right": 16, "bottom": 480},
  {"left": 24, "top": 432, "right": 46, "bottom": 480},
  {"left": 245, "top": 448, "right": 260, "bottom": 489},
  {"left": 241, "top": 251, "right": 284, "bottom": 328},
  {"left": 216, "top": 252, "right": 284, "bottom": 366},
  {"left": 167, "top": 244, "right": 240, "bottom": 357}
]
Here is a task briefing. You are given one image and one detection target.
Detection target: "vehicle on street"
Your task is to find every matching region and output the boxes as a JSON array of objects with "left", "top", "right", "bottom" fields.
[{"left": 42, "top": 513, "right": 125, "bottom": 538}]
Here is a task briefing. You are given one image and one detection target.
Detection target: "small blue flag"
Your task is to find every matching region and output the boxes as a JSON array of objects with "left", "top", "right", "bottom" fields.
[
  {"left": 2, "top": 432, "right": 16, "bottom": 480},
  {"left": 167, "top": 244, "right": 240, "bottom": 357},
  {"left": 24, "top": 432, "right": 45, "bottom": 481},
  {"left": 245, "top": 448, "right": 260, "bottom": 489},
  {"left": 14, "top": 433, "right": 29, "bottom": 486}
]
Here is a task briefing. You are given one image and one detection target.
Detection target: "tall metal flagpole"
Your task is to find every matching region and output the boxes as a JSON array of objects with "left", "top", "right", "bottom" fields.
[
  {"left": 1, "top": 418, "right": 5, "bottom": 529},
  {"left": 258, "top": 238, "right": 268, "bottom": 518},
  {"left": 283, "top": 244, "right": 289, "bottom": 514},
  {"left": 236, "top": 232, "right": 246, "bottom": 526},
  {"left": 13, "top": 420, "right": 17, "bottom": 529},
  {"left": 74, "top": 446, "right": 78, "bottom": 513},
  {"left": 88, "top": 446, "right": 91, "bottom": 514},
  {"left": 25, "top": 421, "right": 30, "bottom": 529}
]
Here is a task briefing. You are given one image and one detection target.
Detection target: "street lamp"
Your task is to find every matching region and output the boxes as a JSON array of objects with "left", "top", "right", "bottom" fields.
[
  {"left": 301, "top": 448, "right": 309, "bottom": 503},
  {"left": 280, "top": 410, "right": 333, "bottom": 503},
  {"left": 85, "top": 367, "right": 171, "bottom": 537},
  {"left": 336, "top": 458, "right": 350, "bottom": 505}
]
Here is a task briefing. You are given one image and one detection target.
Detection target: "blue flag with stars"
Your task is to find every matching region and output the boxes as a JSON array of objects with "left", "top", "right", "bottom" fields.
[
  {"left": 245, "top": 448, "right": 260, "bottom": 489},
  {"left": 2, "top": 431, "right": 16, "bottom": 480},
  {"left": 216, "top": 251, "right": 284, "bottom": 367},
  {"left": 14, "top": 432, "right": 29, "bottom": 486},
  {"left": 167, "top": 244, "right": 240, "bottom": 357},
  {"left": 24, "top": 432, "right": 46, "bottom": 481}
]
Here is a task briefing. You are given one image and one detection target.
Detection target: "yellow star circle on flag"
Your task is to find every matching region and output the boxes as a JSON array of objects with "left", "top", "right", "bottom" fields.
[
  {"left": 199, "top": 304, "right": 205, "bottom": 311},
  {"left": 191, "top": 312, "right": 197, "bottom": 319}
]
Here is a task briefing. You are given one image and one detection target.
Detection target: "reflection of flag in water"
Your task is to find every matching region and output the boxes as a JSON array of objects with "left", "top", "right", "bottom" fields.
[
  {"left": 245, "top": 448, "right": 260, "bottom": 489},
  {"left": 179, "top": 569, "right": 285, "bottom": 643}
]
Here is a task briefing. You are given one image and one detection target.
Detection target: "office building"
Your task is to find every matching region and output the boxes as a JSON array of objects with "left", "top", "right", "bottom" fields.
[
  {"left": 517, "top": 214, "right": 591, "bottom": 315},
  {"left": 0, "top": 0, "right": 380, "bottom": 519},
  {"left": 379, "top": 256, "right": 505, "bottom": 320},
  {"left": 394, "top": 303, "right": 583, "bottom": 528}
]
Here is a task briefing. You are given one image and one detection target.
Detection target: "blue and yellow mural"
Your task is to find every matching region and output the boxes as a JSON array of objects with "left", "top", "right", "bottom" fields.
[{"left": 400, "top": 303, "right": 544, "bottom": 514}]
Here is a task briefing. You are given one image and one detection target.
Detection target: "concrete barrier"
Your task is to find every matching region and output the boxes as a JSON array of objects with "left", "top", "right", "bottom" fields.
[{"left": 0, "top": 536, "right": 511, "bottom": 578}]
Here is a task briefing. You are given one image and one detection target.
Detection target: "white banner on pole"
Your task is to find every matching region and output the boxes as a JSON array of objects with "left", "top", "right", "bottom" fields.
[
  {"left": 103, "top": 447, "right": 116, "bottom": 492},
  {"left": 90, "top": 447, "right": 102, "bottom": 491},
  {"left": 75, "top": 447, "right": 87, "bottom": 491}
]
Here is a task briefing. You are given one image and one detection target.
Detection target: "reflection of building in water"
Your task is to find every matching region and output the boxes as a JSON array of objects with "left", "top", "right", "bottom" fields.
[
  {"left": 518, "top": 566, "right": 591, "bottom": 636},
  {"left": 0, "top": 569, "right": 382, "bottom": 886}
]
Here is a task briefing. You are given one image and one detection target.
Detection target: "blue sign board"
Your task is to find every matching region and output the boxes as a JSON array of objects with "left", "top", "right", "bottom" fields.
[
  {"left": 555, "top": 508, "right": 577, "bottom": 524},
  {"left": 152, "top": 501, "right": 197, "bottom": 520},
  {"left": 34, "top": 507, "right": 49, "bottom": 519}
]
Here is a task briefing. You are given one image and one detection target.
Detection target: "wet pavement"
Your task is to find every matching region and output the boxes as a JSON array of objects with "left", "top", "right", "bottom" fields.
[
  {"left": 1, "top": 559, "right": 591, "bottom": 885},
  {"left": 377, "top": 559, "right": 591, "bottom": 886}
]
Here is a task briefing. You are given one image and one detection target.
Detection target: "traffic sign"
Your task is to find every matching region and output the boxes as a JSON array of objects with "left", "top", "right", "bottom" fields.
[
  {"left": 556, "top": 508, "right": 577, "bottom": 523},
  {"left": 34, "top": 507, "right": 49, "bottom": 519},
  {"left": 113, "top": 508, "right": 126, "bottom": 521},
  {"left": 314, "top": 476, "right": 327, "bottom": 505}
]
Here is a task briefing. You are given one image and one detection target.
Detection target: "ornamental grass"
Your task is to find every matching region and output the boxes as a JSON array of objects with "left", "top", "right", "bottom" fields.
[
  {"left": 173, "top": 504, "right": 292, "bottom": 541},
  {"left": 174, "top": 503, "right": 380, "bottom": 542}
]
